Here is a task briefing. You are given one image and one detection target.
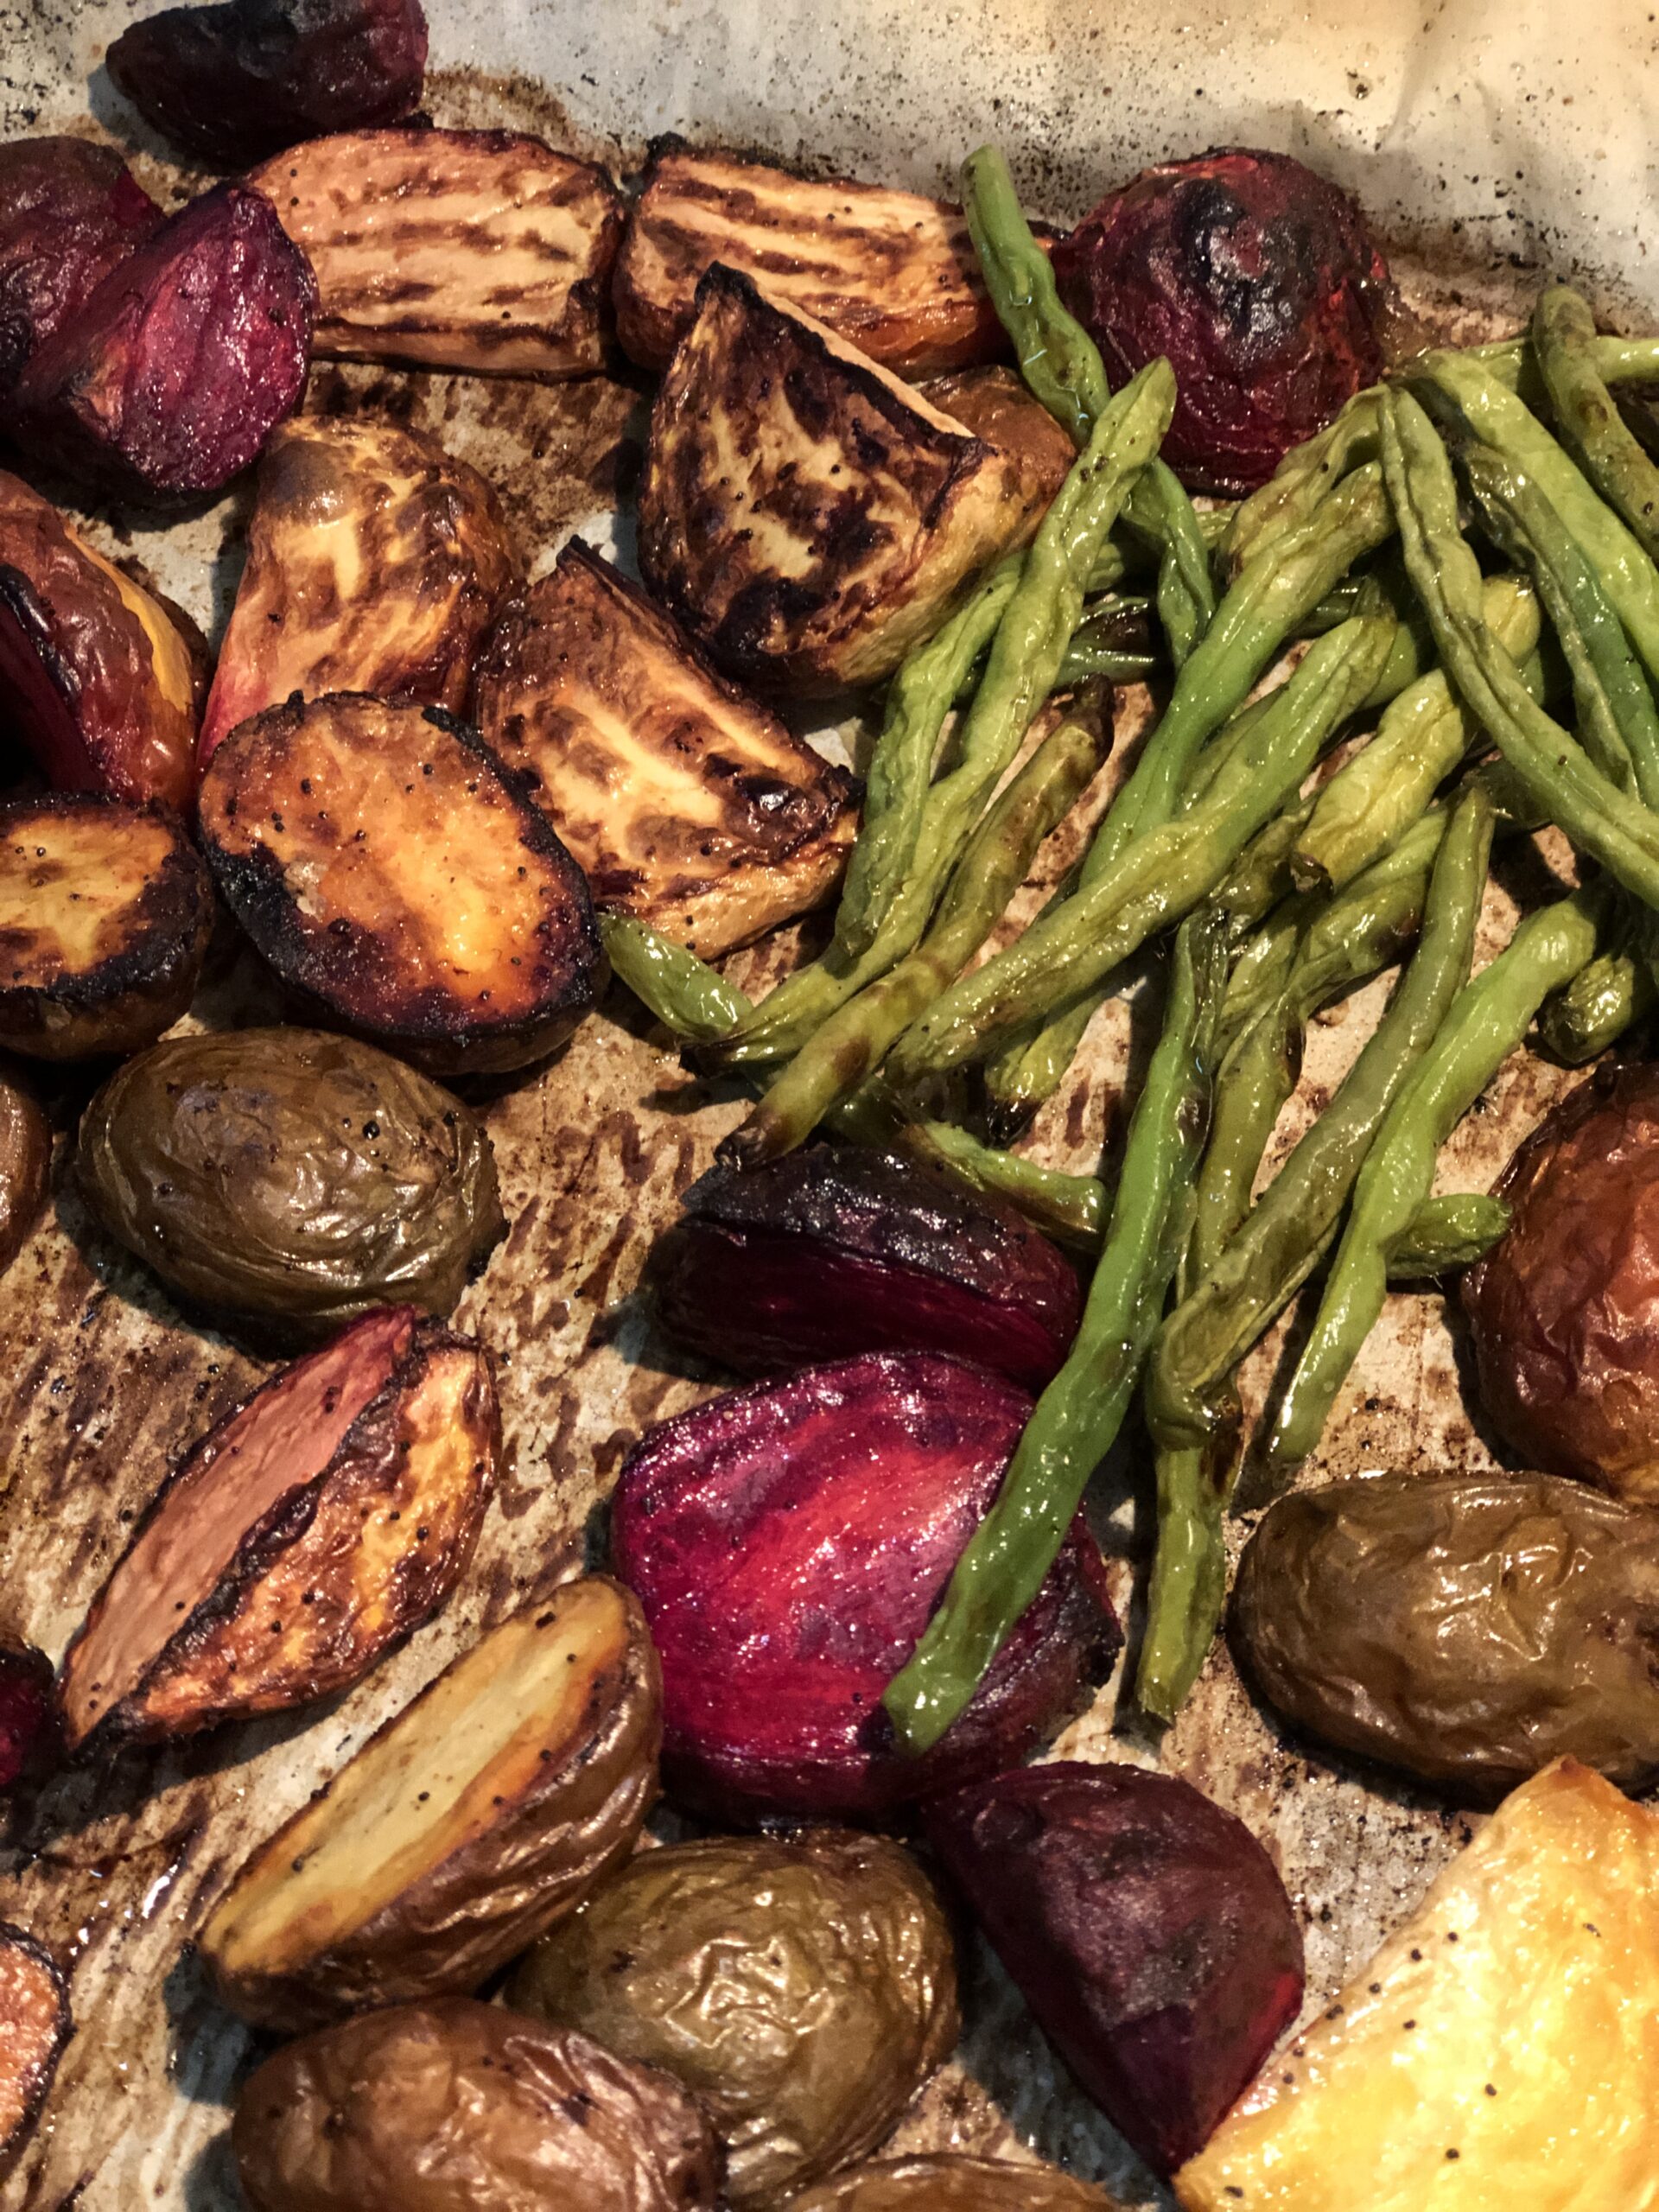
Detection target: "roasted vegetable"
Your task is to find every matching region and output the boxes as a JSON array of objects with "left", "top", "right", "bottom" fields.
[
  {"left": 1175, "top": 1759, "right": 1659, "bottom": 2209},
  {"left": 0, "top": 1064, "right": 49, "bottom": 1275},
  {"left": 638, "top": 264, "right": 1052, "bottom": 693},
  {"left": 1464, "top": 1060, "right": 1659, "bottom": 1501},
  {"left": 928, "top": 1762, "right": 1304, "bottom": 2178},
  {"left": 13, "top": 182, "right": 316, "bottom": 503},
  {"left": 1053, "top": 149, "right": 1393, "bottom": 493},
  {"left": 232, "top": 1998, "right": 720, "bottom": 2212},
  {"left": 198, "top": 415, "right": 519, "bottom": 764},
  {"left": 918, "top": 365, "right": 1077, "bottom": 516},
  {"left": 108, "top": 0, "right": 429, "bottom": 168},
  {"left": 0, "top": 1644, "right": 55, "bottom": 1789},
  {"left": 650, "top": 1147, "right": 1081, "bottom": 1389},
  {"left": 75, "top": 1027, "right": 505, "bottom": 1343},
  {"left": 59, "top": 1306, "right": 497, "bottom": 1751},
  {"left": 611, "top": 1350, "right": 1119, "bottom": 1819},
  {"left": 249, "top": 130, "right": 622, "bottom": 378},
  {"left": 613, "top": 141, "right": 1009, "bottom": 375},
  {"left": 0, "top": 469, "right": 200, "bottom": 810},
  {"left": 0, "top": 794, "right": 212, "bottom": 1060},
  {"left": 509, "top": 1829, "right": 959, "bottom": 2206},
  {"left": 1232, "top": 1472, "right": 1659, "bottom": 1798},
  {"left": 471, "top": 542, "right": 856, "bottom": 957},
  {"left": 200, "top": 1575, "right": 656, "bottom": 2029},
  {"left": 198, "top": 693, "right": 602, "bottom": 1076},
  {"left": 786, "top": 2158, "right": 1125, "bottom": 2212},
  {"left": 0, "top": 1927, "right": 70, "bottom": 2173},
  {"left": 0, "top": 137, "right": 161, "bottom": 393}
]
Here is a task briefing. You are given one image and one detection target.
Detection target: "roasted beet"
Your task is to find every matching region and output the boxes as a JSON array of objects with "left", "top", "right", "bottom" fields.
[
  {"left": 13, "top": 183, "right": 315, "bottom": 503},
  {"left": 1052, "top": 149, "right": 1392, "bottom": 494},
  {"left": 0, "top": 1925, "right": 71, "bottom": 2171},
  {"left": 926, "top": 1763, "right": 1305, "bottom": 2177},
  {"left": 650, "top": 1149, "right": 1081, "bottom": 1390},
  {"left": 0, "top": 1645, "right": 55, "bottom": 1790},
  {"left": 611, "top": 1351, "right": 1119, "bottom": 1820},
  {"left": 0, "top": 138, "right": 162, "bottom": 395},
  {"left": 108, "top": 0, "right": 428, "bottom": 168}
]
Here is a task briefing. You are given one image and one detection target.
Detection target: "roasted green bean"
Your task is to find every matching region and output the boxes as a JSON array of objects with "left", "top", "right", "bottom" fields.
[
  {"left": 1534, "top": 284, "right": 1659, "bottom": 563},
  {"left": 1387, "top": 1192, "right": 1511, "bottom": 1279}
]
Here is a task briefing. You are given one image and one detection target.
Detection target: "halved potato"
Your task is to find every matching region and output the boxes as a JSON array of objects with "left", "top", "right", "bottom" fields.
[
  {"left": 0, "top": 1063, "right": 49, "bottom": 1275},
  {"left": 919, "top": 367, "right": 1077, "bottom": 517},
  {"left": 198, "top": 416, "right": 522, "bottom": 765},
  {"left": 613, "top": 141, "right": 1008, "bottom": 376},
  {"left": 638, "top": 266, "right": 1044, "bottom": 693},
  {"left": 59, "top": 1306, "right": 499, "bottom": 1752},
  {"left": 199, "top": 693, "right": 602, "bottom": 1076},
  {"left": 200, "top": 1576, "right": 659, "bottom": 2031},
  {"left": 248, "top": 129, "right": 624, "bottom": 378},
  {"left": 0, "top": 1925, "right": 70, "bottom": 2173},
  {"left": 472, "top": 542, "right": 856, "bottom": 957},
  {"left": 0, "top": 794, "right": 213, "bottom": 1060}
]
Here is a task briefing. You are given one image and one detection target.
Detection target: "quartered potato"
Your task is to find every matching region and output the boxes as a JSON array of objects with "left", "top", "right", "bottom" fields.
[
  {"left": 472, "top": 541, "right": 856, "bottom": 957},
  {"left": 59, "top": 1306, "right": 498, "bottom": 1752},
  {"left": 613, "top": 141, "right": 1008, "bottom": 375},
  {"left": 638, "top": 265, "right": 1050, "bottom": 693},
  {"left": 919, "top": 366, "right": 1077, "bottom": 515},
  {"left": 0, "top": 794, "right": 212, "bottom": 1060},
  {"left": 788, "top": 2159, "right": 1128, "bottom": 2212},
  {"left": 0, "top": 1925, "right": 71, "bottom": 2174},
  {"left": 248, "top": 129, "right": 624, "bottom": 378},
  {"left": 0, "top": 1064, "right": 49, "bottom": 1275},
  {"left": 200, "top": 1576, "right": 660, "bottom": 2030},
  {"left": 199, "top": 693, "right": 603, "bottom": 1074},
  {"left": 199, "top": 416, "right": 521, "bottom": 764}
]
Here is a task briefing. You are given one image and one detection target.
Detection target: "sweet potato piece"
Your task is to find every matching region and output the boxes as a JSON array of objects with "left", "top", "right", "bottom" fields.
[
  {"left": 638, "top": 265, "right": 1047, "bottom": 693},
  {"left": 927, "top": 1763, "right": 1305, "bottom": 2177},
  {"left": 0, "top": 1644, "right": 56, "bottom": 1790},
  {"left": 199, "top": 415, "right": 520, "bottom": 766},
  {"left": 248, "top": 130, "right": 622, "bottom": 378},
  {"left": 0, "top": 1065, "right": 50, "bottom": 1276},
  {"left": 200, "top": 1577, "right": 659, "bottom": 2030},
  {"left": 613, "top": 142, "right": 1008, "bottom": 376},
  {"left": 471, "top": 542, "right": 855, "bottom": 957},
  {"left": 13, "top": 183, "right": 315, "bottom": 503},
  {"left": 199, "top": 693, "right": 602, "bottom": 1075},
  {"left": 108, "top": 0, "right": 428, "bottom": 168},
  {"left": 59, "top": 1306, "right": 498, "bottom": 1751},
  {"left": 0, "top": 794, "right": 212, "bottom": 1060},
  {"left": 0, "top": 1927, "right": 70, "bottom": 2173},
  {"left": 1175, "top": 1760, "right": 1659, "bottom": 2209},
  {"left": 611, "top": 1351, "right": 1120, "bottom": 1820},
  {"left": 0, "top": 137, "right": 162, "bottom": 393},
  {"left": 0, "top": 470, "right": 200, "bottom": 810}
]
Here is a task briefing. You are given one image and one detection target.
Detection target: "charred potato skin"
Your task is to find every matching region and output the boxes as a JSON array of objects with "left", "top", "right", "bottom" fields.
[
  {"left": 0, "top": 1923, "right": 72, "bottom": 2174},
  {"left": 786, "top": 2158, "right": 1125, "bottom": 2212},
  {"left": 508, "top": 1830, "right": 960, "bottom": 2207},
  {"left": 232, "top": 1997, "right": 721, "bottom": 2212},
  {"left": 0, "top": 1065, "right": 49, "bottom": 1275}
]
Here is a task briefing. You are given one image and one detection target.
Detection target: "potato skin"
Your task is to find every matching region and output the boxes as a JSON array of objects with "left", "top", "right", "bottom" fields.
[
  {"left": 786, "top": 2158, "right": 1125, "bottom": 2212},
  {"left": 919, "top": 367, "right": 1077, "bottom": 517},
  {"left": 0, "top": 1064, "right": 49, "bottom": 1276},
  {"left": 232, "top": 1997, "right": 721, "bottom": 2212},
  {"left": 508, "top": 1830, "right": 959, "bottom": 2207}
]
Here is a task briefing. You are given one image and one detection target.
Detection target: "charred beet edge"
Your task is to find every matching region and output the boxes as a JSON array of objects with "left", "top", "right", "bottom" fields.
[
  {"left": 0, "top": 1924, "right": 72, "bottom": 2171},
  {"left": 926, "top": 1762, "right": 1305, "bottom": 2176},
  {"left": 1053, "top": 148, "right": 1393, "bottom": 493},
  {"left": 0, "top": 138, "right": 162, "bottom": 396},
  {"left": 650, "top": 1147, "right": 1081, "bottom": 1389},
  {"left": 611, "top": 1351, "right": 1120, "bottom": 1820},
  {"left": 0, "top": 1646, "right": 56, "bottom": 1790},
  {"left": 108, "top": 0, "right": 429, "bottom": 168}
]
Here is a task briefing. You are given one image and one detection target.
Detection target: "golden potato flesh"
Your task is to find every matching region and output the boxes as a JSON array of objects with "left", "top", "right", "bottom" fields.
[
  {"left": 248, "top": 129, "right": 623, "bottom": 378},
  {"left": 472, "top": 542, "right": 856, "bottom": 957},
  {"left": 1175, "top": 1758, "right": 1659, "bottom": 2211}
]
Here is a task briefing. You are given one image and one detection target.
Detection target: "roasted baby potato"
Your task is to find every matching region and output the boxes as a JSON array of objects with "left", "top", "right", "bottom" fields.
[
  {"left": 0, "top": 469, "right": 200, "bottom": 810},
  {"left": 249, "top": 130, "right": 623, "bottom": 378},
  {"left": 918, "top": 367, "right": 1077, "bottom": 518},
  {"left": 0, "top": 137, "right": 161, "bottom": 392},
  {"left": 638, "top": 265, "right": 1048, "bottom": 693},
  {"left": 613, "top": 141, "right": 1009, "bottom": 376},
  {"left": 232, "top": 1997, "right": 721, "bottom": 2212},
  {"left": 0, "top": 1063, "right": 50, "bottom": 1276},
  {"left": 508, "top": 1829, "right": 959, "bottom": 2206},
  {"left": 60, "top": 1306, "right": 497, "bottom": 1751},
  {"left": 471, "top": 542, "right": 856, "bottom": 957},
  {"left": 0, "top": 794, "right": 212, "bottom": 1060},
  {"left": 200, "top": 1575, "right": 658, "bottom": 2029},
  {"left": 1175, "top": 1759, "right": 1659, "bottom": 2210},
  {"left": 0, "top": 1926, "right": 71, "bottom": 2174},
  {"left": 199, "top": 415, "right": 520, "bottom": 764},
  {"left": 928, "top": 1762, "right": 1304, "bottom": 2178},
  {"left": 75, "top": 1027, "right": 505, "bottom": 1343},
  {"left": 199, "top": 693, "right": 602, "bottom": 1075},
  {"left": 787, "top": 2158, "right": 1126, "bottom": 2212}
]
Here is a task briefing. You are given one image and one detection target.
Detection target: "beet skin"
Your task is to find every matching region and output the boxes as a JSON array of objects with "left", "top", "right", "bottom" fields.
[
  {"left": 0, "top": 1646, "right": 56, "bottom": 1790},
  {"left": 0, "top": 139, "right": 162, "bottom": 397}
]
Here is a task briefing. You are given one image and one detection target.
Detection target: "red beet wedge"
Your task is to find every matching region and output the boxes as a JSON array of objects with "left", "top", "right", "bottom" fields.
[
  {"left": 926, "top": 1762, "right": 1306, "bottom": 2176},
  {"left": 0, "top": 139, "right": 162, "bottom": 397},
  {"left": 0, "top": 1646, "right": 56, "bottom": 1790},
  {"left": 611, "top": 1351, "right": 1119, "bottom": 1821}
]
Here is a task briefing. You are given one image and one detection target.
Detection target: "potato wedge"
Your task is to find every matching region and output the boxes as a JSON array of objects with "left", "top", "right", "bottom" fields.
[
  {"left": 919, "top": 366, "right": 1077, "bottom": 517},
  {"left": 199, "top": 415, "right": 521, "bottom": 765},
  {"left": 1175, "top": 1759, "right": 1659, "bottom": 2210},
  {"left": 200, "top": 692, "right": 602, "bottom": 1074},
  {"left": 638, "top": 266, "right": 1043, "bottom": 692},
  {"left": 59, "top": 1306, "right": 499, "bottom": 1751},
  {"left": 200, "top": 1576, "right": 659, "bottom": 2031},
  {"left": 0, "top": 794, "right": 212, "bottom": 1061},
  {"left": 0, "top": 1064, "right": 49, "bottom": 1276},
  {"left": 613, "top": 141, "right": 1007, "bottom": 376},
  {"left": 248, "top": 129, "right": 624, "bottom": 378},
  {"left": 0, "top": 1925, "right": 71, "bottom": 2173},
  {"left": 472, "top": 542, "right": 856, "bottom": 956}
]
